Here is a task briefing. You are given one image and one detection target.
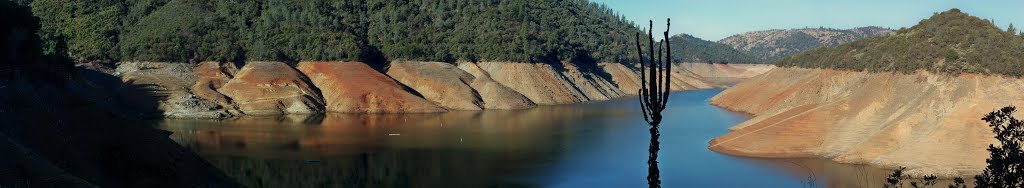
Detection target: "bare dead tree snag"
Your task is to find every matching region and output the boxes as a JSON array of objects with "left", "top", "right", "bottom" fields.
[{"left": 637, "top": 18, "right": 671, "bottom": 188}]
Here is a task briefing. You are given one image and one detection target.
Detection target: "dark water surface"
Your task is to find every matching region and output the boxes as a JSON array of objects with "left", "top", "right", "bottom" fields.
[{"left": 156, "top": 89, "right": 893, "bottom": 188}]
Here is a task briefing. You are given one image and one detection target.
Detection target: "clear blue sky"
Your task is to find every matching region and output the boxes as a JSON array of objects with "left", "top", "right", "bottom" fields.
[{"left": 591, "top": 0, "right": 1024, "bottom": 41}]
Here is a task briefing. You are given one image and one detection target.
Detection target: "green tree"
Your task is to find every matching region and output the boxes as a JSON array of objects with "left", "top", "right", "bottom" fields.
[
  {"left": 975, "top": 106, "right": 1024, "bottom": 188},
  {"left": 31, "top": 0, "right": 123, "bottom": 61}
]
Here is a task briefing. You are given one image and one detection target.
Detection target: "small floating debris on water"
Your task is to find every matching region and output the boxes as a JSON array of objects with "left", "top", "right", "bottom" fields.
[
  {"left": 459, "top": 137, "right": 463, "bottom": 142},
  {"left": 388, "top": 133, "right": 401, "bottom": 136},
  {"left": 306, "top": 160, "right": 321, "bottom": 163}
]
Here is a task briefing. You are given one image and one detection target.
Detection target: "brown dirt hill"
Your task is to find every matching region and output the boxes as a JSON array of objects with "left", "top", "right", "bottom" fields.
[
  {"left": 456, "top": 62, "right": 538, "bottom": 110},
  {"left": 191, "top": 62, "right": 238, "bottom": 109},
  {"left": 217, "top": 61, "right": 325, "bottom": 115},
  {"left": 296, "top": 62, "right": 447, "bottom": 113},
  {"left": 707, "top": 67, "right": 1017, "bottom": 177},
  {"left": 386, "top": 61, "right": 485, "bottom": 110}
]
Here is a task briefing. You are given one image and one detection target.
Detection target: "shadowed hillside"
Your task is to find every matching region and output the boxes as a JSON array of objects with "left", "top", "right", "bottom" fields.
[{"left": 2, "top": 2, "right": 240, "bottom": 187}]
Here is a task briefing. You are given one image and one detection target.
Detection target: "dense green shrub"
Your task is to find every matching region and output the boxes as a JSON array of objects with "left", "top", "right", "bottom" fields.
[
  {"left": 975, "top": 106, "right": 1024, "bottom": 187},
  {"left": 31, "top": 0, "right": 123, "bottom": 61},
  {"left": 775, "top": 9, "right": 1024, "bottom": 77}
]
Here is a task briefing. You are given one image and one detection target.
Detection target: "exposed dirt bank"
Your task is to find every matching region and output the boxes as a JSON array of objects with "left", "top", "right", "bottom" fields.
[
  {"left": 218, "top": 61, "right": 324, "bottom": 115},
  {"left": 297, "top": 62, "right": 447, "bottom": 113},
  {"left": 96, "top": 61, "right": 772, "bottom": 118},
  {"left": 708, "top": 67, "right": 1012, "bottom": 177}
]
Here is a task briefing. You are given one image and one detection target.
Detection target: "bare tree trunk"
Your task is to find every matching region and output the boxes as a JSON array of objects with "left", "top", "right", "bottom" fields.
[
  {"left": 636, "top": 19, "right": 671, "bottom": 188},
  {"left": 647, "top": 121, "right": 661, "bottom": 188}
]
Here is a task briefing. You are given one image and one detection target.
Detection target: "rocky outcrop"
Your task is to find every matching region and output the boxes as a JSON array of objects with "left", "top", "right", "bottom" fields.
[
  {"left": 115, "top": 62, "right": 229, "bottom": 118},
  {"left": 191, "top": 62, "right": 237, "bottom": 109},
  {"left": 708, "top": 67, "right": 1013, "bottom": 177},
  {"left": 297, "top": 62, "right": 446, "bottom": 113},
  {"left": 217, "top": 61, "right": 325, "bottom": 115}
]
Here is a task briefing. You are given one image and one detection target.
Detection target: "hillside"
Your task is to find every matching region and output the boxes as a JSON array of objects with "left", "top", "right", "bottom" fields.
[
  {"left": 23, "top": 0, "right": 641, "bottom": 64},
  {"left": 668, "top": 34, "right": 760, "bottom": 64},
  {"left": 21, "top": 0, "right": 780, "bottom": 66},
  {"left": 719, "top": 26, "right": 893, "bottom": 62},
  {"left": 708, "top": 9, "right": 1024, "bottom": 177},
  {"left": 775, "top": 9, "right": 1024, "bottom": 76}
]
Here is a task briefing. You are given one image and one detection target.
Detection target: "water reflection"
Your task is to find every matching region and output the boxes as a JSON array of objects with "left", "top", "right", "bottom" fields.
[
  {"left": 157, "top": 90, "right": 898, "bottom": 188},
  {"left": 159, "top": 104, "right": 633, "bottom": 187}
]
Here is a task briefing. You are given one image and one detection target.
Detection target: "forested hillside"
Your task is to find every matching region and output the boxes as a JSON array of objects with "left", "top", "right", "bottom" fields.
[
  {"left": 776, "top": 9, "right": 1024, "bottom": 76},
  {"left": 667, "top": 34, "right": 758, "bottom": 64},
  {"left": 20, "top": 0, "right": 641, "bottom": 64},
  {"left": 18, "top": 0, "right": 762, "bottom": 66}
]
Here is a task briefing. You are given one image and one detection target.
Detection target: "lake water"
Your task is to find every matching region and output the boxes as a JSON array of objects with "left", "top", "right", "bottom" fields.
[{"left": 156, "top": 89, "right": 893, "bottom": 188}]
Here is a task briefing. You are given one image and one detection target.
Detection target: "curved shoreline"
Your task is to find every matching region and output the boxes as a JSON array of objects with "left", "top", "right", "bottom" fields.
[{"left": 706, "top": 67, "right": 1012, "bottom": 177}]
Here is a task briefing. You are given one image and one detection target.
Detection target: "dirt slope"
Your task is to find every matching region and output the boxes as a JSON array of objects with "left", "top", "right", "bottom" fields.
[
  {"left": 708, "top": 67, "right": 1017, "bottom": 177},
  {"left": 297, "top": 62, "right": 446, "bottom": 113},
  {"left": 218, "top": 61, "right": 325, "bottom": 115}
]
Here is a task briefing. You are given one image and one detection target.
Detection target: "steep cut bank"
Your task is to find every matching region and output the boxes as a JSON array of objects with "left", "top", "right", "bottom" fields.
[{"left": 708, "top": 68, "right": 1011, "bottom": 177}]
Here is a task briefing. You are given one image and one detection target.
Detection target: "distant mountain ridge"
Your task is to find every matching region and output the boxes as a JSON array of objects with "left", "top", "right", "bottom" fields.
[{"left": 718, "top": 26, "right": 894, "bottom": 62}]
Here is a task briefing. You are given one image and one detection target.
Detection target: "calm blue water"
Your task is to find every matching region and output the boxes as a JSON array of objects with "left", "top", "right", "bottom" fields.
[
  {"left": 157, "top": 89, "right": 887, "bottom": 188},
  {"left": 514, "top": 89, "right": 804, "bottom": 188}
]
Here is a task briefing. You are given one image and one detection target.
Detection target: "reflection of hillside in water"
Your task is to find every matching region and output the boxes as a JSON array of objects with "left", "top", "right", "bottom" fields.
[{"left": 157, "top": 104, "right": 634, "bottom": 187}]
